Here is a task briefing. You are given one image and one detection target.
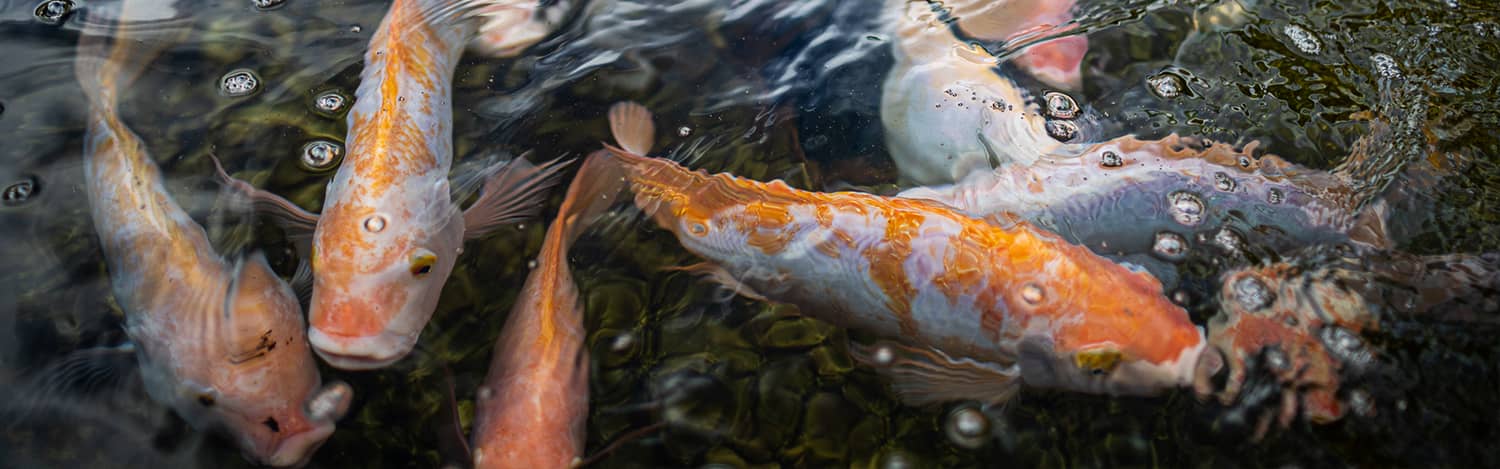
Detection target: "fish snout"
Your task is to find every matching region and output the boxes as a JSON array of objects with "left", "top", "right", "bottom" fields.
[
  {"left": 250, "top": 415, "right": 337, "bottom": 468},
  {"left": 309, "top": 295, "right": 420, "bottom": 369}
]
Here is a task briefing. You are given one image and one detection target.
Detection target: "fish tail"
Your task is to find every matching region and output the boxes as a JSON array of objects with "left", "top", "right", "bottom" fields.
[{"left": 73, "top": 1, "right": 180, "bottom": 111}]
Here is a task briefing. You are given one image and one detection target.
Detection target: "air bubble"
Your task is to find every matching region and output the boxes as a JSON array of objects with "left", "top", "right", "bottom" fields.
[
  {"left": 300, "top": 140, "right": 344, "bottom": 171},
  {"left": 944, "top": 406, "right": 991, "bottom": 449},
  {"left": 1371, "top": 53, "right": 1402, "bottom": 79},
  {"left": 610, "top": 332, "right": 635, "bottom": 353},
  {"left": 1152, "top": 231, "right": 1188, "bottom": 262},
  {"left": 34, "top": 0, "right": 73, "bottom": 25},
  {"left": 678, "top": 126, "right": 692, "bottom": 137},
  {"left": 1099, "top": 151, "right": 1122, "bottom": 167},
  {"left": 1263, "top": 346, "right": 1289, "bottom": 372},
  {"left": 1147, "top": 72, "right": 1186, "bottom": 99},
  {"left": 870, "top": 344, "right": 895, "bottom": 367},
  {"left": 349, "top": 24, "right": 363, "bottom": 33},
  {"left": 252, "top": 0, "right": 285, "bottom": 10},
  {"left": 1045, "top": 120, "right": 1078, "bottom": 142},
  {"left": 1213, "top": 228, "right": 1244, "bottom": 253},
  {"left": 1167, "top": 191, "right": 1205, "bottom": 226},
  {"left": 527, "top": 259, "right": 538, "bottom": 269},
  {"left": 3, "top": 176, "right": 39, "bottom": 206},
  {"left": 1283, "top": 24, "right": 1321, "bottom": 55},
  {"left": 1043, "top": 91, "right": 1078, "bottom": 120},
  {"left": 1321, "top": 326, "right": 1373, "bottom": 369},
  {"left": 313, "top": 90, "right": 349, "bottom": 116},
  {"left": 1231, "top": 275, "right": 1274, "bottom": 311},
  {"left": 220, "top": 69, "right": 261, "bottom": 97},
  {"left": 1214, "top": 172, "right": 1237, "bottom": 192},
  {"left": 1267, "top": 188, "right": 1285, "bottom": 204}
]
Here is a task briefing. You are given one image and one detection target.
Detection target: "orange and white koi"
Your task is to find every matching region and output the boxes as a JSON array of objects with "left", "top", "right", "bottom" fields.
[
  {"left": 235, "top": 0, "right": 572, "bottom": 369},
  {"left": 75, "top": 5, "right": 350, "bottom": 467},
  {"left": 470, "top": 153, "right": 617, "bottom": 469},
  {"left": 595, "top": 102, "right": 1208, "bottom": 404},
  {"left": 880, "top": 0, "right": 1079, "bottom": 185}
]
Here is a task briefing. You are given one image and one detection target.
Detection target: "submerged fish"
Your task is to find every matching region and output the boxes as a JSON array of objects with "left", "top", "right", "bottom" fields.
[
  {"left": 593, "top": 102, "right": 1208, "bottom": 405},
  {"left": 235, "top": 0, "right": 571, "bottom": 369},
  {"left": 74, "top": 4, "right": 350, "bottom": 466},
  {"left": 880, "top": 0, "right": 1075, "bottom": 186},
  {"left": 946, "top": 0, "right": 1090, "bottom": 91},
  {"left": 470, "top": 151, "right": 616, "bottom": 469}
]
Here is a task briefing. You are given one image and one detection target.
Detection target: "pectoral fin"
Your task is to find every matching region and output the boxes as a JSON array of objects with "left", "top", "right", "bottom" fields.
[
  {"left": 210, "top": 154, "right": 320, "bottom": 237},
  {"left": 662, "top": 262, "right": 771, "bottom": 302},
  {"left": 462, "top": 156, "right": 572, "bottom": 240},
  {"left": 850, "top": 340, "right": 1021, "bottom": 407},
  {"left": 608, "top": 101, "right": 657, "bottom": 156}
]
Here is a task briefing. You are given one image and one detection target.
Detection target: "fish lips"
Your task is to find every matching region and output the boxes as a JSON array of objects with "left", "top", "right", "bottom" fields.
[{"left": 308, "top": 327, "right": 419, "bottom": 370}]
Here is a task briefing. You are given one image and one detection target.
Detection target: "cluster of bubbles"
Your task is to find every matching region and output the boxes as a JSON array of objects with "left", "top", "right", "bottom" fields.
[
  {"left": 219, "top": 69, "right": 260, "bottom": 97},
  {"left": 1231, "top": 275, "right": 1274, "bottom": 311},
  {"left": 1371, "top": 53, "right": 1402, "bottom": 79},
  {"left": 1282, "top": 24, "right": 1322, "bottom": 55},
  {"left": 33, "top": 0, "right": 73, "bottom": 26},
  {"left": 300, "top": 140, "right": 344, "bottom": 171},
  {"left": 4, "top": 176, "right": 39, "bottom": 206},
  {"left": 1042, "top": 91, "right": 1079, "bottom": 142}
]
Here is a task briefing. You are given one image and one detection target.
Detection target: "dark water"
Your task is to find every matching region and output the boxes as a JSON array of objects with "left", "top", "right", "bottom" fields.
[{"left": 1, "top": 0, "right": 1498, "bottom": 467}]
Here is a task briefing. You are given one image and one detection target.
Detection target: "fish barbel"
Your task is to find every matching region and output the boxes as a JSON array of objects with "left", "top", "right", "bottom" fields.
[
  {"left": 594, "top": 102, "right": 1207, "bottom": 404},
  {"left": 74, "top": 2, "right": 350, "bottom": 466},
  {"left": 231, "top": 0, "right": 573, "bottom": 370}
]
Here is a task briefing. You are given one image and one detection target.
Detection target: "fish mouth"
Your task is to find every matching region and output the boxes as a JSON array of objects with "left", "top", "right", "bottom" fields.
[
  {"left": 247, "top": 421, "right": 337, "bottom": 468},
  {"left": 308, "top": 327, "right": 417, "bottom": 370}
]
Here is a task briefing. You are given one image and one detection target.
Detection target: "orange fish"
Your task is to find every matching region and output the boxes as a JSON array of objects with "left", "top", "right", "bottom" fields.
[
  {"left": 74, "top": 4, "right": 350, "bottom": 466},
  {"left": 470, "top": 152, "right": 618, "bottom": 469},
  {"left": 594, "top": 102, "right": 1208, "bottom": 404},
  {"left": 228, "top": 0, "right": 572, "bottom": 369}
]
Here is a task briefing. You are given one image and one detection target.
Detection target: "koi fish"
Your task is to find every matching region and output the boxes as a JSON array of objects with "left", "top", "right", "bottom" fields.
[
  {"left": 594, "top": 102, "right": 1208, "bottom": 405},
  {"left": 470, "top": 152, "right": 617, "bottom": 469},
  {"left": 233, "top": 0, "right": 571, "bottom": 369},
  {"left": 1198, "top": 247, "right": 1498, "bottom": 438},
  {"left": 881, "top": 0, "right": 1077, "bottom": 186},
  {"left": 946, "top": 0, "right": 1089, "bottom": 91},
  {"left": 74, "top": 4, "right": 350, "bottom": 466}
]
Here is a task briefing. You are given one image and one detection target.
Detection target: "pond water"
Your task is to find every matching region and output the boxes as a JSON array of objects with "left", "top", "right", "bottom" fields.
[{"left": 1, "top": 0, "right": 1497, "bottom": 467}]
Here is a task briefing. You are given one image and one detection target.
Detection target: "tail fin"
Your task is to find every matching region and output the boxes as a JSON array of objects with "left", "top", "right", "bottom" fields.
[
  {"left": 73, "top": 1, "right": 182, "bottom": 110},
  {"left": 552, "top": 151, "right": 629, "bottom": 246}
]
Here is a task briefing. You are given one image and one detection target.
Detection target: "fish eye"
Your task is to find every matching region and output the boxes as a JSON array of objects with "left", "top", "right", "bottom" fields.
[
  {"left": 409, "top": 250, "right": 437, "bottom": 276},
  {"left": 363, "top": 214, "right": 387, "bottom": 233},
  {"left": 687, "top": 221, "right": 708, "bottom": 236},
  {"left": 197, "top": 394, "right": 216, "bottom": 407}
]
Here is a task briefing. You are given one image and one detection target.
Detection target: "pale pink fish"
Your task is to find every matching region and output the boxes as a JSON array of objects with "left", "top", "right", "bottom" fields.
[
  {"left": 592, "top": 102, "right": 1209, "bottom": 406},
  {"left": 946, "top": 0, "right": 1089, "bottom": 91},
  {"left": 881, "top": 0, "right": 1082, "bottom": 185},
  {"left": 233, "top": 0, "right": 572, "bottom": 370},
  {"left": 74, "top": 4, "right": 350, "bottom": 467},
  {"left": 470, "top": 152, "right": 617, "bottom": 469}
]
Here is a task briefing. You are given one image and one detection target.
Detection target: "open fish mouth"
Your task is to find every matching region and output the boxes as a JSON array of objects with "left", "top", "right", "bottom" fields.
[{"left": 308, "top": 327, "right": 418, "bottom": 370}]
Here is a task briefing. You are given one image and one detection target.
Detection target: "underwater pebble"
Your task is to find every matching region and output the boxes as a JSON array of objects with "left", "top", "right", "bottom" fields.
[
  {"left": 313, "top": 90, "right": 349, "bottom": 115},
  {"left": 1372, "top": 53, "right": 1402, "bottom": 79},
  {"left": 1151, "top": 231, "right": 1188, "bottom": 262},
  {"left": 944, "top": 406, "right": 990, "bottom": 449},
  {"left": 252, "top": 0, "right": 285, "bottom": 10},
  {"left": 1043, "top": 91, "right": 1078, "bottom": 120},
  {"left": 1044, "top": 120, "right": 1078, "bottom": 142},
  {"left": 1147, "top": 72, "right": 1186, "bottom": 99},
  {"left": 1167, "top": 191, "right": 1206, "bottom": 226},
  {"left": 757, "top": 317, "right": 831, "bottom": 349},
  {"left": 3, "top": 176, "right": 39, "bottom": 206},
  {"left": 33, "top": 0, "right": 73, "bottom": 25},
  {"left": 1283, "top": 24, "right": 1321, "bottom": 55},
  {"left": 300, "top": 140, "right": 344, "bottom": 171},
  {"left": 1231, "top": 275, "right": 1274, "bottom": 311},
  {"left": 219, "top": 69, "right": 261, "bottom": 97}
]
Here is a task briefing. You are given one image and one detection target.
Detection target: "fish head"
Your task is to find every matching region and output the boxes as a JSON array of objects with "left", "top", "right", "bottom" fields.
[
  {"left": 307, "top": 177, "right": 463, "bottom": 369},
  {"left": 1009, "top": 254, "right": 1206, "bottom": 396},
  {"left": 163, "top": 254, "right": 351, "bottom": 467}
]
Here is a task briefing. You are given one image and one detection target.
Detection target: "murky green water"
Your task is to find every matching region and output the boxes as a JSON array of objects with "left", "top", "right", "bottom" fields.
[{"left": 1, "top": 0, "right": 1497, "bottom": 467}]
